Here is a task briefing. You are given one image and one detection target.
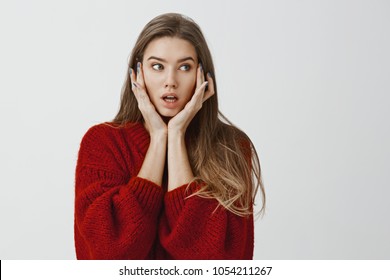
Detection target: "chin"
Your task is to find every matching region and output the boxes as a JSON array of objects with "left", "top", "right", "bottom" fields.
[{"left": 158, "top": 109, "right": 179, "bottom": 118}]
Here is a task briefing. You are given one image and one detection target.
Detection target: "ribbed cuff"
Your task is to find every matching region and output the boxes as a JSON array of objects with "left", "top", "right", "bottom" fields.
[
  {"left": 164, "top": 182, "right": 200, "bottom": 221},
  {"left": 127, "top": 176, "right": 163, "bottom": 213}
]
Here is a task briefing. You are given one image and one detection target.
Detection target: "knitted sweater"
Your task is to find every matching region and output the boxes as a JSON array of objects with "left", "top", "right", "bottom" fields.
[{"left": 74, "top": 122, "right": 254, "bottom": 259}]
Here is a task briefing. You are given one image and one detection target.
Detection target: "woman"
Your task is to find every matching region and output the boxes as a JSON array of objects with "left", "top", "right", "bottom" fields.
[{"left": 74, "top": 13, "right": 265, "bottom": 260}]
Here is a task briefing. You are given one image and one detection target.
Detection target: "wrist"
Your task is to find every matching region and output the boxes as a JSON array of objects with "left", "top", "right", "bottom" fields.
[
  {"left": 150, "top": 129, "right": 168, "bottom": 142},
  {"left": 167, "top": 128, "right": 185, "bottom": 139}
]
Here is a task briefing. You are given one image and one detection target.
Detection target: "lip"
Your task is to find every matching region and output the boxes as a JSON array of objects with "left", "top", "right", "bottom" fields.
[
  {"left": 160, "top": 92, "right": 180, "bottom": 109},
  {"left": 161, "top": 92, "right": 178, "bottom": 99}
]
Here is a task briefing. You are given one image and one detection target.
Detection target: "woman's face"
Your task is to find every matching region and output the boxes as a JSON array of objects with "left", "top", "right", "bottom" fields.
[{"left": 142, "top": 36, "right": 198, "bottom": 118}]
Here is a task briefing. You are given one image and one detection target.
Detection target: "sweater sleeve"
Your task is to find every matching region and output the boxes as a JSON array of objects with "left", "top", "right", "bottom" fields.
[
  {"left": 74, "top": 125, "right": 163, "bottom": 259},
  {"left": 159, "top": 183, "right": 254, "bottom": 260}
]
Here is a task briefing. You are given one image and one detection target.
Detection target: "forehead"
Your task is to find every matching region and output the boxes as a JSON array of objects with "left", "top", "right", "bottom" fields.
[{"left": 144, "top": 37, "right": 197, "bottom": 61}]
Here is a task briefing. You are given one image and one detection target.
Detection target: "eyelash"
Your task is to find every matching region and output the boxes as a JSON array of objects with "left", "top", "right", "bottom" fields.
[{"left": 151, "top": 63, "right": 191, "bottom": 71}]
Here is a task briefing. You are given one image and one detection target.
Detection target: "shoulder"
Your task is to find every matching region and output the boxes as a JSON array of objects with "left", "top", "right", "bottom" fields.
[
  {"left": 79, "top": 121, "right": 149, "bottom": 153},
  {"left": 82, "top": 122, "right": 132, "bottom": 138},
  {"left": 79, "top": 122, "right": 116, "bottom": 148},
  {"left": 76, "top": 122, "right": 149, "bottom": 171},
  {"left": 81, "top": 122, "right": 144, "bottom": 143}
]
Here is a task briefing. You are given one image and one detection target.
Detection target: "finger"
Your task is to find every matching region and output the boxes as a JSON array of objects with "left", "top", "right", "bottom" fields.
[
  {"left": 200, "top": 80, "right": 209, "bottom": 92},
  {"left": 130, "top": 68, "right": 138, "bottom": 87},
  {"left": 136, "top": 62, "right": 146, "bottom": 87},
  {"left": 130, "top": 68, "right": 145, "bottom": 102},
  {"left": 130, "top": 68, "right": 139, "bottom": 93},
  {"left": 193, "top": 81, "right": 208, "bottom": 100},
  {"left": 132, "top": 80, "right": 140, "bottom": 93},
  {"left": 133, "top": 82, "right": 150, "bottom": 105},
  {"left": 200, "top": 63, "right": 205, "bottom": 84},
  {"left": 129, "top": 67, "right": 134, "bottom": 83},
  {"left": 203, "top": 72, "right": 215, "bottom": 102},
  {"left": 131, "top": 77, "right": 139, "bottom": 94},
  {"left": 196, "top": 63, "right": 202, "bottom": 89},
  {"left": 133, "top": 63, "right": 149, "bottom": 101}
]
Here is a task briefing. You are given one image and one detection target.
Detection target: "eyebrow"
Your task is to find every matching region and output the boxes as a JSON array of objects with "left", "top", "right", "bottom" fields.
[{"left": 146, "top": 56, "right": 195, "bottom": 63}]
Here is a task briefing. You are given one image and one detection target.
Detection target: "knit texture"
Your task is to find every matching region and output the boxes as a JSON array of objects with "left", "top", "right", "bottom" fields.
[{"left": 74, "top": 122, "right": 254, "bottom": 259}]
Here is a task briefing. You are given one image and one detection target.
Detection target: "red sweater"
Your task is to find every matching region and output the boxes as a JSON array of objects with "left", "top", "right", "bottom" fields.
[{"left": 74, "top": 122, "right": 254, "bottom": 259}]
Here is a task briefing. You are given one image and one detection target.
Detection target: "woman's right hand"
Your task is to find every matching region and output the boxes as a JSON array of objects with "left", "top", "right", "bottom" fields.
[{"left": 130, "top": 62, "right": 167, "bottom": 138}]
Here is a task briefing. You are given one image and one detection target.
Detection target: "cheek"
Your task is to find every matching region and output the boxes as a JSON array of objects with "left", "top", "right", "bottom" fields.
[
  {"left": 143, "top": 70, "right": 151, "bottom": 87},
  {"left": 143, "top": 71, "right": 158, "bottom": 96},
  {"left": 184, "top": 74, "right": 197, "bottom": 98}
]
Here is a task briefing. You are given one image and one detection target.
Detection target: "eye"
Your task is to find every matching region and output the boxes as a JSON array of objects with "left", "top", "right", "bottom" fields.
[
  {"left": 152, "top": 63, "right": 164, "bottom": 71},
  {"left": 179, "top": 64, "right": 191, "bottom": 71}
]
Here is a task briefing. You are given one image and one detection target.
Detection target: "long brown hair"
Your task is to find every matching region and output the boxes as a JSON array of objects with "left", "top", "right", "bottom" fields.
[{"left": 113, "top": 13, "right": 265, "bottom": 216}]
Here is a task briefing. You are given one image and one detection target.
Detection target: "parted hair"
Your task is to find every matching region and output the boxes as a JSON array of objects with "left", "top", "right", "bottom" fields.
[{"left": 113, "top": 13, "right": 265, "bottom": 216}]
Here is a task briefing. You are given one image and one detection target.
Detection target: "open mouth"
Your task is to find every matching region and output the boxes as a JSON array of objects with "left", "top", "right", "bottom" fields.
[{"left": 163, "top": 96, "right": 178, "bottom": 103}]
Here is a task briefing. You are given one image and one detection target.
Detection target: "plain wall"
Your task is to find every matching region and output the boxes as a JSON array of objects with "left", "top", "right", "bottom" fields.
[{"left": 0, "top": 0, "right": 389, "bottom": 259}]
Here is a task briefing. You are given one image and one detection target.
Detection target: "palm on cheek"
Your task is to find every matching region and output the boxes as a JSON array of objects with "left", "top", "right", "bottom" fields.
[
  {"left": 130, "top": 63, "right": 167, "bottom": 136},
  {"left": 168, "top": 65, "right": 215, "bottom": 133}
]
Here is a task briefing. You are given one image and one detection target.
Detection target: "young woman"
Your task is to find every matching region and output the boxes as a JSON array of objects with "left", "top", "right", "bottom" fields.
[{"left": 74, "top": 13, "right": 265, "bottom": 260}]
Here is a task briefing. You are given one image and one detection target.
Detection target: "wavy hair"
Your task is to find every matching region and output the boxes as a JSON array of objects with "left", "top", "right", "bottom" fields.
[{"left": 113, "top": 13, "right": 265, "bottom": 216}]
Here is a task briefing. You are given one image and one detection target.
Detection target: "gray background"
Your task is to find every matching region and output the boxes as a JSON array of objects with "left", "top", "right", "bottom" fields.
[{"left": 0, "top": 0, "right": 389, "bottom": 259}]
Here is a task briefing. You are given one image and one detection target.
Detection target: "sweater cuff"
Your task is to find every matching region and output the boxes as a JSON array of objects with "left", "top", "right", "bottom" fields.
[
  {"left": 126, "top": 176, "right": 163, "bottom": 213},
  {"left": 164, "top": 182, "right": 201, "bottom": 221}
]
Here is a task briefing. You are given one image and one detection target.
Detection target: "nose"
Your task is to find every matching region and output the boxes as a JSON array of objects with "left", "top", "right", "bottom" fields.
[{"left": 164, "top": 68, "right": 177, "bottom": 89}]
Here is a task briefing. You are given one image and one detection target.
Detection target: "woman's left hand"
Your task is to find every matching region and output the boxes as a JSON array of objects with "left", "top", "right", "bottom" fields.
[{"left": 168, "top": 64, "right": 215, "bottom": 134}]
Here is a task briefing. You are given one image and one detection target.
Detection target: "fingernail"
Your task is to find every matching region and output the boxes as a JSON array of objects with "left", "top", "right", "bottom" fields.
[
  {"left": 207, "top": 72, "right": 213, "bottom": 78},
  {"left": 137, "top": 62, "right": 141, "bottom": 73},
  {"left": 200, "top": 63, "right": 203, "bottom": 71},
  {"left": 132, "top": 82, "right": 138, "bottom": 88},
  {"left": 129, "top": 68, "right": 132, "bottom": 75}
]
